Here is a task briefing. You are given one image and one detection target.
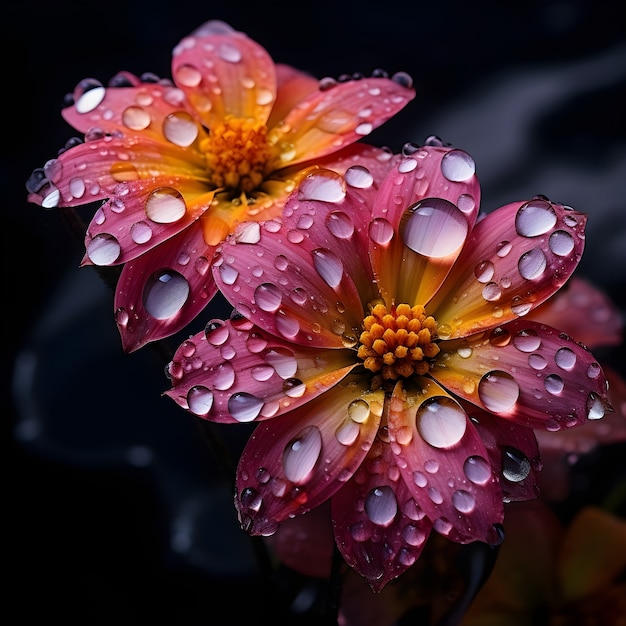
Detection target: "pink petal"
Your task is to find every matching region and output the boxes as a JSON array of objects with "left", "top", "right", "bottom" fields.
[
  {"left": 388, "top": 379, "right": 504, "bottom": 544},
  {"left": 428, "top": 198, "right": 587, "bottom": 339},
  {"left": 268, "top": 63, "right": 320, "bottom": 127},
  {"left": 432, "top": 319, "right": 612, "bottom": 430},
  {"left": 331, "top": 438, "right": 432, "bottom": 592},
  {"left": 114, "top": 222, "right": 218, "bottom": 352},
  {"left": 165, "top": 318, "right": 357, "bottom": 422},
  {"left": 527, "top": 276, "right": 624, "bottom": 348},
  {"left": 171, "top": 20, "right": 277, "bottom": 127},
  {"left": 369, "top": 143, "right": 481, "bottom": 306},
  {"left": 235, "top": 379, "right": 384, "bottom": 536},
  {"left": 465, "top": 406, "right": 542, "bottom": 502},
  {"left": 274, "top": 74, "right": 414, "bottom": 166},
  {"left": 213, "top": 170, "right": 380, "bottom": 348}
]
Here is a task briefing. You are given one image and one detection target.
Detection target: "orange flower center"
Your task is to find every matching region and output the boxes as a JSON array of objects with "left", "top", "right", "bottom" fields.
[
  {"left": 201, "top": 116, "right": 272, "bottom": 193},
  {"left": 357, "top": 303, "right": 440, "bottom": 380}
]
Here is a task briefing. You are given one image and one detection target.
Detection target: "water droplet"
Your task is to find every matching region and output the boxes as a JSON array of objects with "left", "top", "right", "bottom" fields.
[
  {"left": 86, "top": 233, "right": 121, "bottom": 265},
  {"left": 298, "top": 171, "right": 345, "bottom": 202},
  {"left": 213, "top": 363, "right": 235, "bottom": 390},
  {"left": 452, "top": 490, "right": 475, "bottom": 513},
  {"left": 364, "top": 486, "right": 397, "bottom": 526},
  {"left": 145, "top": 187, "right": 187, "bottom": 223},
  {"left": 163, "top": 111, "right": 199, "bottom": 147},
  {"left": 496, "top": 241, "right": 512, "bottom": 257},
  {"left": 401, "top": 199, "right": 468, "bottom": 257},
  {"left": 474, "top": 260, "right": 495, "bottom": 283},
  {"left": 264, "top": 348, "right": 298, "bottom": 378},
  {"left": 555, "top": 347, "right": 576, "bottom": 370},
  {"left": 348, "top": 398, "right": 370, "bottom": 423},
  {"left": 518, "top": 248, "right": 547, "bottom": 280},
  {"left": 326, "top": 211, "right": 355, "bottom": 238},
  {"left": 130, "top": 221, "right": 153, "bottom": 244},
  {"left": 549, "top": 230, "right": 575, "bottom": 256},
  {"left": 282, "top": 426, "right": 322, "bottom": 484},
  {"left": 478, "top": 371, "right": 519, "bottom": 413},
  {"left": 344, "top": 165, "right": 374, "bottom": 189},
  {"left": 228, "top": 392, "right": 264, "bottom": 422},
  {"left": 416, "top": 397, "right": 467, "bottom": 448},
  {"left": 515, "top": 200, "right": 557, "bottom": 237},
  {"left": 482, "top": 282, "right": 502, "bottom": 302},
  {"left": 312, "top": 248, "right": 344, "bottom": 288},
  {"left": 275, "top": 310, "right": 300, "bottom": 339},
  {"left": 143, "top": 270, "right": 190, "bottom": 319},
  {"left": 586, "top": 392, "right": 606, "bottom": 420},
  {"left": 122, "top": 105, "right": 151, "bottom": 130},
  {"left": 254, "top": 283, "right": 282, "bottom": 312},
  {"left": 175, "top": 63, "right": 202, "bottom": 87},
  {"left": 502, "top": 447, "right": 530, "bottom": 482},
  {"left": 544, "top": 374, "right": 564, "bottom": 395},
  {"left": 587, "top": 362, "right": 601, "bottom": 379},
  {"left": 440, "top": 149, "right": 475, "bottom": 182},
  {"left": 283, "top": 378, "right": 306, "bottom": 398},
  {"left": 402, "top": 524, "right": 427, "bottom": 547},
  {"left": 187, "top": 385, "right": 214, "bottom": 416},
  {"left": 205, "top": 319, "right": 229, "bottom": 345},
  {"left": 74, "top": 79, "right": 106, "bottom": 113},
  {"left": 528, "top": 353, "right": 547, "bottom": 370},
  {"left": 464, "top": 455, "right": 491, "bottom": 485},
  {"left": 513, "top": 329, "right": 542, "bottom": 353},
  {"left": 369, "top": 217, "right": 394, "bottom": 245}
]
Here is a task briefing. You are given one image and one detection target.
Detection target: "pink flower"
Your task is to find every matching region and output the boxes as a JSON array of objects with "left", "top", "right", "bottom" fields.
[
  {"left": 165, "top": 139, "right": 613, "bottom": 590},
  {"left": 26, "top": 20, "right": 414, "bottom": 352}
]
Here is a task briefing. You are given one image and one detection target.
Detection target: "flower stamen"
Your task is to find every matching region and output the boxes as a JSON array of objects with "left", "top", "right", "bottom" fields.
[
  {"left": 201, "top": 116, "right": 271, "bottom": 193},
  {"left": 357, "top": 303, "right": 439, "bottom": 379}
]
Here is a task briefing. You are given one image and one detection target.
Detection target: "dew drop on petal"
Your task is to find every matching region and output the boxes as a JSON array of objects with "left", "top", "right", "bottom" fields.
[
  {"left": 512, "top": 329, "right": 541, "bottom": 353},
  {"left": 275, "top": 310, "right": 300, "bottom": 339},
  {"left": 369, "top": 217, "right": 394, "bottom": 245},
  {"left": 502, "top": 447, "right": 530, "bottom": 482},
  {"left": 264, "top": 348, "right": 298, "bottom": 378},
  {"left": 478, "top": 371, "right": 520, "bottom": 413},
  {"left": 348, "top": 398, "right": 370, "bottom": 423},
  {"left": 254, "top": 283, "right": 282, "bottom": 312},
  {"left": 312, "top": 248, "right": 344, "bottom": 288},
  {"left": 86, "top": 233, "right": 121, "bottom": 265},
  {"left": 130, "top": 221, "right": 153, "bottom": 244},
  {"left": 555, "top": 347, "right": 576, "bottom": 370},
  {"left": 345, "top": 165, "right": 374, "bottom": 189},
  {"left": 452, "top": 490, "right": 475, "bottom": 513},
  {"left": 163, "top": 111, "right": 199, "bottom": 147},
  {"left": 122, "top": 105, "right": 151, "bottom": 130},
  {"left": 145, "top": 188, "right": 186, "bottom": 223},
  {"left": 464, "top": 455, "right": 491, "bottom": 485},
  {"left": 282, "top": 425, "right": 322, "bottom": 484},
  {"left": 416, "top": 397, "right": 467, "bottom": 448},
  {"left": 401, "top": 199, "right": 468, "bottom": 258},
  {"left": 228, "top": 392, "right": 264, "bottom": 422},
  {"left": 364, "top": 486, "right": 397, "bottom": 527},
  {"left": 518, "top": 247, "right": 547, "bottom": 280},
  {"left": 187, "top": 385, "right": 213, "bottom": 416},
  {"left": 175, "top": 63, "right": 202, "bottom": 87},
  {"left": 440, "top": 149, "right": 475, "bottom": 182},
  {"left": 586, "top": 392, "right": 606, "bottom": 420},
  {"left": 205, "top": 319, "right": 229, "bottom": 345},
  {"left": 549, "top": 230, "right": 575, "bottom": 256},
  {"left": 544, "top": 374, "right": 564, "bottom": 395},
  {"left": 298, "top": 171, "right": 345, "bottom": 202},
  {"left": 213, "top": 363, "right": 236, "bottom": 390},
  {"left": 515, "top": 199, "right": 557, "bottom": 237},
  {"left": 474, "top": 260, "right": 495, "bottom": 283},
  {"left": 326, "top": 211, "right": 355, "bottom": 239},
  {"left": 528, "top": 353, "right": 548, "bottom": 370},
  {"left": 75, "top": 82, "right": 106, "bottom": 113},
  {"left": 143, "top": 270, "right": 190, "bottom": 319},
  {"left": 587, "top": 363, "right": 601, "bottom": 379}
]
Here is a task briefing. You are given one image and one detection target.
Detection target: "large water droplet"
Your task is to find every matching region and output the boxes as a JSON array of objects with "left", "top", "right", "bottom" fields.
[
  {"left": 187, "top": 385, "right": 214, "bottom": 416},
  {"left": 464, "top": 455, "right": 491, "bottom": 485},
  {"left": 145, "top": 187, "right": 187, "bottom": 223},
  {"left": 312, "top": 248, "right": 344, "bottom": 288},
  {"left": 440, "top": 149, "right": 475, "bottom": 182},
  {"left": 518, "top": 247, "right": 547, "bottom": 280},
  {"left": 143, "top": 270, "right": 190, "bottom": 319},
  {"left": 163, "top": 111, "right": 199, "bottom": 147},
  {"left": 401, "top": 199, "right": 468, "bottom": 257},
  {"left": 86, "top": 233, "right": 121, "bottom": 265},
  {"left": 416, "top": 397, "right": 467, "bottom": 448},
  {"left": 452, "top": 489, "right": 475, "bottom": 513},
  {"left": 228, "top": 392, "right": 264, "bottom": 422},
  {"left": 513, "top": 328, "right": 542, "bottom": 353},
  {"left": 298, "top": 171, "right": 345, "bottom": 202},
  {"left": 501, "top": 447, "right": 530, "bottom": 482},
  {"left": 364, "top": 486, "right": 397, "bottom": 527},
  {"left": 254, "top": 283, "right": 282, "bottom": 312},
  {"left": 478, "top": 371, "right": 520, "bottom": 413},
  {"left": 515, "top": 200, "right": 557, "bottom": 237},
  {"left": 282, "top": 425, "right": 322, "bottom": 484}
]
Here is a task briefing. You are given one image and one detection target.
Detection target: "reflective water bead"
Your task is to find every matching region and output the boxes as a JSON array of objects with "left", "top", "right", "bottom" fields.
[
  {"left": 452, "top": 490, "right": 475, "bottom": 513},
  {"left": 416, "top": 397, "right": 466, "bottom": 448},
  {"left": 364, "top": 486, "right": 398, "bottom": 526},
  {"left": 312, "top": 248, "right": 344, "bottom": 288},
  {"left": 518, "top": 247, "right": 547, "bottom": 280},
  {"left": 501, "top": 447, "right": 530, "bottom": 482},
  {"left": 86, "top": 233, "right": 121, "bottom": 265},
  {"left": 298, "top": 171, "right": 346, "bottom": 202},
  {"left": 282, "top": 426, "right": 322, "bottom": 484},
  {"left": 515, "top": 199, "right": 557, "bottom": 237},
  {"left": 555, "top": 347, "right": 577, "bottom": 370},
  {"left": 227, "top": 392, "right": 264, "bottom": 422},
  {"left": 478, "top": 371, "right": 520, "bottom": 412},
  {"left": 254, "top": 282, "right": 282, "bottom": 312},
  {"left": 187, "top": 385, "right": 214, "bottom": 416},
  {"left": 440, "top": 149, "right": 475, "bottom": 182},
  {"left": 344, "top": 165, "right": 374, "bottom": 189},
  {"left": 143, "top": 270, "right": 190, "bottom": 319},
  {"left": 205, "top": 319, "right": 229, "bottom": 345},
  {"left": 463, "top": 455, "right": 491, "bottom": 485}
]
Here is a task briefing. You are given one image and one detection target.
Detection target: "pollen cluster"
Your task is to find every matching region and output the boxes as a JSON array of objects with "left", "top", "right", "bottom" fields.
[
  {"left": 202, "top": 116, "right": 271, "bottom": 192},
  {"left": 357, "top": 303, "right": 440, "bottom": 379}
]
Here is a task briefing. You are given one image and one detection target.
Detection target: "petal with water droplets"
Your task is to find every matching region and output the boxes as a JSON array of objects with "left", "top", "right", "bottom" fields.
[
  {"left": 235, "top": 381, "right": 384, "bottom": 536},
  {"left": 432, "top": 319, "right": 612, "bottom": 430}
]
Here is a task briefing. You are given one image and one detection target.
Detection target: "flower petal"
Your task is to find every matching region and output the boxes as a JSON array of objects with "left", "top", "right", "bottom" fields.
[
  {"left": 331, "top": 439, "right": 432, "bottom": 592},
  {"left": 369, "top": 143, "right": 481, "bottom": 306},
  {"left": 268, "top": 63, "right": 320, "bottom": 127},
  {"left": 114, "top": 222, "right": 218, "bottom": 351},
  {"left": 171, "top": 20, "right": 277, "bottom": 127},
  {"left": 465, "top": 405, "right": 542, "bottom": 502},
  {"left": 213, "top": 170, "right": 381, "bottom": 348},
  {"left": 235, "top": 381, "right": 384, "bottom": 536},
  {"left": 432, "top": 319, "right": 612, "bottom": 430},
  {"left": 272, "top": 74, "right": 415, "bottom": 167},
  {"left": 428, "top": 198, "right": 587, "bottom": 338},
  {"left": 165, "top": 317, "right": 357, "bottom": 421},
  {"left": 388, "top": 379, "right": 504, "bottom": 544}
]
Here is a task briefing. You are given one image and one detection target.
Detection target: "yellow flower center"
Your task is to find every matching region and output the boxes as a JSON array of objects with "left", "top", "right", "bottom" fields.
[
  {"left": 201, "top": 116, "right": 272, "bottom": 194},
  {"left": 357, "top": 303, "right": 440, "bottom": 380}
]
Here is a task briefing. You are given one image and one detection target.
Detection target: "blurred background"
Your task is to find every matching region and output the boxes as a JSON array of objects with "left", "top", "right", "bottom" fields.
[{"left": 4, "top": 0, "right": 625, "bottom": 623}]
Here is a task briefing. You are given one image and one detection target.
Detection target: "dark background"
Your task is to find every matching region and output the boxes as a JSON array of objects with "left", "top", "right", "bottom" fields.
[{"left": 4, "top": 1, "right": 625, "bottom": 623}]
